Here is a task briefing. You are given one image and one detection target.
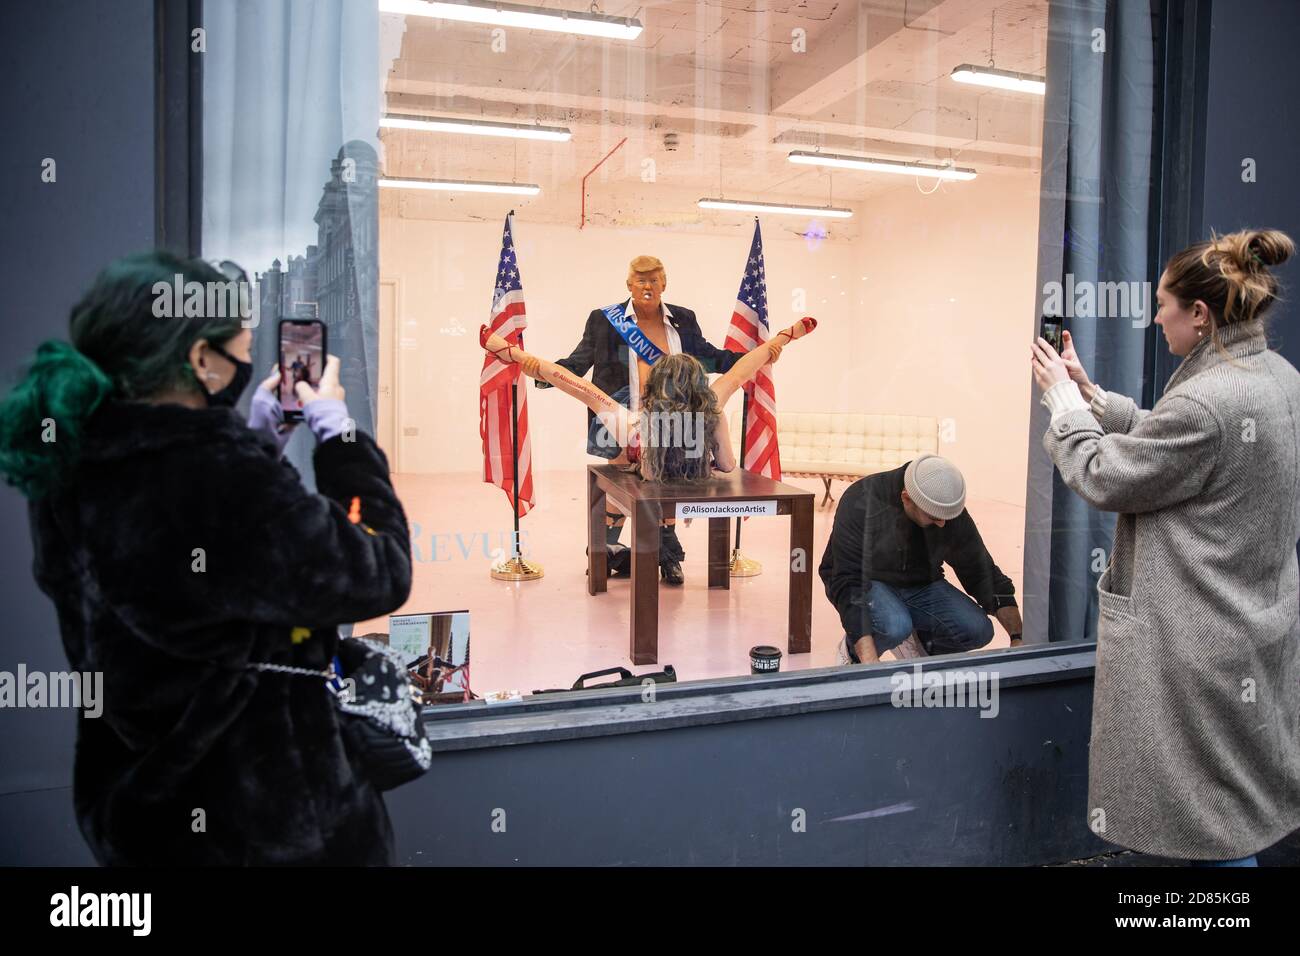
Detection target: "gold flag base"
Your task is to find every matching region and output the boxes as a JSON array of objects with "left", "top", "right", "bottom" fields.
[
  {"left": 729, "top": 549, "right": 762, "bottom": 577},
  {"left": 490, "top": 556, "right": 545, "bottom": 582}
]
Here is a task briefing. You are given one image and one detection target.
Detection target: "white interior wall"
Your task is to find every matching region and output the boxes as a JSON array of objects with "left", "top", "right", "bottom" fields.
[
  {"left": 853, "top": 170, "right": 1042, "bottom": 506},
  {"left": 379, "top": 168, "right": 1040, "bottom": 508}
]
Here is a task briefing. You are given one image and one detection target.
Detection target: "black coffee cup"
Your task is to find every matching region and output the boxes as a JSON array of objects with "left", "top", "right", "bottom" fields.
[{"left": 750, "top": 645, "right": 782, "bottom": 674}]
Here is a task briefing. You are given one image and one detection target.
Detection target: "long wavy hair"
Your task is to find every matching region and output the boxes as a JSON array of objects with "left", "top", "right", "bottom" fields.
[{"left": 636, "top": 353, "right": 722, "bottom": 481}]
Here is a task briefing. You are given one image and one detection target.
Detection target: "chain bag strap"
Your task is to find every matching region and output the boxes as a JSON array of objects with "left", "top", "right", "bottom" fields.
[{"left": 247, "top": 636, "right": 432, "bottom": 792}]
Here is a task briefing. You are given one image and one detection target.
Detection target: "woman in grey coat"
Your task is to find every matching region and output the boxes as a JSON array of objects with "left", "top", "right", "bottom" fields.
[{"left": 1031, "top": 229, "right": 1300, "bottom": 865}]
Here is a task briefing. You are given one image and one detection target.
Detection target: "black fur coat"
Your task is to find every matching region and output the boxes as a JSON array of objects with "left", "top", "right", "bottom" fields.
[{"left": 28, "top": 399, "right": 412, "bottom": 865}]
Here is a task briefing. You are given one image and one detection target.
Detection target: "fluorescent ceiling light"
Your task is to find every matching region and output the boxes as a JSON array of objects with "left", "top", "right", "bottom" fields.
[
  {"left": 380, "top": 177, "right": 541, "bottom": 196},
  {"left": 380, "top": 114, "right": 572, "bottom": 142},
  {"left": 377, "top": 0, "right": 643, "bottom": 40},
  {"left": 788, "top": 150, "right": 977, "bottom": 182},
  {"left": 950, "top": 63, "right": 1045, "bottom": 95},
  {"left": 698, "top": 198, "right": 853, "bottom": 219}
]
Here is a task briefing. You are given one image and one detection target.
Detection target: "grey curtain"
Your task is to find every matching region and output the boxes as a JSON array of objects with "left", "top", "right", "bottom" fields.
[
  {"left": 202, "top": 0, "right": 380, "bottom": 489},
  {"left": 1022, "top": 0, "right": 1161, "bottom": 643}
]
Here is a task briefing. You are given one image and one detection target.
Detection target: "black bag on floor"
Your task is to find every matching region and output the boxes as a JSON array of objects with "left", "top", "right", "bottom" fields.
[
  {"left": 607, "top": 543, "right": 631, "bottom": 576},
  {"left": 532, "top": 665, "right": 677, "bottom": 695}
]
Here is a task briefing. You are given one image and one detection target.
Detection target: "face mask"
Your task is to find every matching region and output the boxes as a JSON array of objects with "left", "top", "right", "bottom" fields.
[{"left": 199, "top": 343, "right": 253, "bottom": 408}]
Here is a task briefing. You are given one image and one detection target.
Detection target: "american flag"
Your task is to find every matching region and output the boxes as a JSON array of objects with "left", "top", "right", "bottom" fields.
[
  {"left": 479, "top": 214, "right": 535, "bottom": 516},
  {"left": 723, "top": 219, "right": 781, "bottom": 480}
]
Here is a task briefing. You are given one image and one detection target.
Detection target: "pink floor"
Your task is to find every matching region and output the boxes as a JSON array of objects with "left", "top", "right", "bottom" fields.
[{"left": 357, "top": 470, "right": 1026, "bottom": 697}]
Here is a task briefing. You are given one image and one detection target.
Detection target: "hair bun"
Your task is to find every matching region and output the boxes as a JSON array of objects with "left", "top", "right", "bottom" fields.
[
  {"left": 0, "top": 340, "right": 114, "bottom": 498},
  {"left": 1168, "top": 228, "right": 1291, "bottom": 329},
  {"left": 1246, "top": 229, "right": 1295, "bottom": 268}
]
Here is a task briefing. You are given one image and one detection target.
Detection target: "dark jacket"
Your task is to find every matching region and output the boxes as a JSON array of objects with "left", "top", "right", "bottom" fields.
[
  {"left": 818, "top": 463, "right": 1017, "bottom": 638},
  {"left": 29, "top": 400, "right": 412, "bottom": 865},
  {"left": 538, "top": 302, "right": 742, "bottom": 420}
]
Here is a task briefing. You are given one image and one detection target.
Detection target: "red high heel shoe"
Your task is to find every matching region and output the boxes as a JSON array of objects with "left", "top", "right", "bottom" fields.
[
  {"left": 480, "top": 325, "right": 517, "bottom": 365},
  {"left": 773, "top": 316, "right": 817, "bottom": 346}
]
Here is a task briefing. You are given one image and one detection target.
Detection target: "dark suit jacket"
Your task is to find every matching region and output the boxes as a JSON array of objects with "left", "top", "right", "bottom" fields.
[{"left": 537, "top": 302, "right": 742, "bottom": 422}]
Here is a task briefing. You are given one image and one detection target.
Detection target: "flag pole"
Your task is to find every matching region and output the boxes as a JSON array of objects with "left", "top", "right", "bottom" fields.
[
  {"left": 510, "top": 381, "right": 521, "bottom": 555},
  {"left": 729, "top": 388, "right": 762, "bottom": 577},
  {"left": 489, "top": 357, "right": 543, "bottom": 581},
  {"left": 734, "top": 390, "right": 747, "bottom": 551},
  {"left": 490, "top": 212, "right": 543, "bottom": 582},
  {"left": 729, "top": 216, "right": 764, "bottom": 577}
]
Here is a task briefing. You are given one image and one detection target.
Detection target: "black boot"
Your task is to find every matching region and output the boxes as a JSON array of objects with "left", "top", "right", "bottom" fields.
[{"left": 659, "top": 524, "right": 685, "bottom": 586}]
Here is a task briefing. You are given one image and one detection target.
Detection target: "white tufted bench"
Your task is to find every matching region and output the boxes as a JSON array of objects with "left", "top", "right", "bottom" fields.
[{"left": 730, "top": 411, "right": 939, "bottom": 508}]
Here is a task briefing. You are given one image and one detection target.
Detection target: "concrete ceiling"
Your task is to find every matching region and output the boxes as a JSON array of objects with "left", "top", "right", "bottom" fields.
[{"left": 379, "top": 0, "right": 1048, "bottom": 225}]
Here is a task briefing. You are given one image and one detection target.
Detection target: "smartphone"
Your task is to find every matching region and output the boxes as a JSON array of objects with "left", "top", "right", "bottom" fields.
[
  {"left": 1039, "top": 315, "right": 1064, "bottom": 354},
  {"left": 278, "top": 319, "right": 327, "bottom": 421}
]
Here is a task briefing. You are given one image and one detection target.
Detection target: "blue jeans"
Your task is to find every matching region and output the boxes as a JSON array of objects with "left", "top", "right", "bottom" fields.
[
  {"left": 852, "top": 580, "right": 994, "bottom": 657},
  {"left": 1191, "top": 855, "right": 1258, "bottom": 867}
]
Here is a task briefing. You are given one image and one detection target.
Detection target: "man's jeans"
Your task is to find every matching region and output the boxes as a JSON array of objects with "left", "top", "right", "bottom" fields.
[{"left": 853, "top": 579, "right": 994, "bottom": 657}]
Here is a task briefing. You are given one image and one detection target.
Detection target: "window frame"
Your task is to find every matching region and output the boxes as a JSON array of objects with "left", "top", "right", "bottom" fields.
[{"left": 174, "top": 0, "right": 1213, "bottom": 743}]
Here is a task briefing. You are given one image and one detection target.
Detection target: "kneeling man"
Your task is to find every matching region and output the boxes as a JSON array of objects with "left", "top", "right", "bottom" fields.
[{"left": 819, "top": 454, "right": 1023, "bottom": 664}]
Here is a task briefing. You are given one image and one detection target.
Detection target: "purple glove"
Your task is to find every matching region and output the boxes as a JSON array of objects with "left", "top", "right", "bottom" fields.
[
  {"left": 303, "top": 397, "right": 353, "bottom": 444},
  {"left": 248, "top": 387, "right": 296, "bottom": 456}
]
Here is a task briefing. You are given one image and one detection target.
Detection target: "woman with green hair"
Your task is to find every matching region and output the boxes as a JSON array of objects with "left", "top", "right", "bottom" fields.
[{"left": 0, "top": 251, "right": 412, "bottom": 865}]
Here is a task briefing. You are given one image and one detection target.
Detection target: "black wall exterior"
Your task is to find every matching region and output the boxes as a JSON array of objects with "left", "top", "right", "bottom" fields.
[
  {"left": 0, "top": 0, "right": 1295, "bottom": 866},
  {"left": 387, "top": 653, "right": 1105, "bottom": 866},
  {"left": 1199, "top": 0, "right": 1300, "bottom": 369},
  {"left": 0, "top": 0, "right": 162, "bottom": 865},
  {"left": 1152, "top": 0, "right": 1300, "bottom": 389}
]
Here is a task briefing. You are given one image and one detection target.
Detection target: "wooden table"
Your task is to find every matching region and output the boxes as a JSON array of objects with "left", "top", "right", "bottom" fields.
[{"left": 587, "top": 464, "right": 816, "bottom": 665}]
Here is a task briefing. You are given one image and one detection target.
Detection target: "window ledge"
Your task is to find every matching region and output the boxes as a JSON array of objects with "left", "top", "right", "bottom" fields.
[{"left": 418, "top": 643, "right": 1096, "bottom": 752}]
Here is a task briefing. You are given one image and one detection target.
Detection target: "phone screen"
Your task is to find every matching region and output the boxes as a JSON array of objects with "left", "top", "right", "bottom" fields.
[
  {"left": 1040, "top": 316, "right": 1064, "bottom": 354},
  {"left": 279, "top": 321, "right": 325, "bottom": 419}
]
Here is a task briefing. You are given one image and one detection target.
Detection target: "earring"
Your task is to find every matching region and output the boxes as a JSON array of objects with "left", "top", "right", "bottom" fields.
[{"left": 1197, "top": 329, "right": 1203, "bottom": 338}]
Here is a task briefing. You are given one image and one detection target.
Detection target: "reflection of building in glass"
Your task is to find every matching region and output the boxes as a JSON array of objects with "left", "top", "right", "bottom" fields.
[
  {"left": 254, "top": 140, "right": 379, "bottom": 432},
  {"left": 256, "top": 254, "right": 318, "bottom": 323}
]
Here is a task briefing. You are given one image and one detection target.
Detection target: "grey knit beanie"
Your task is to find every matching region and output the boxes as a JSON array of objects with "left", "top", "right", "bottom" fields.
[{"left": 903, "top": 454, "right": 966, "bottom": 520}]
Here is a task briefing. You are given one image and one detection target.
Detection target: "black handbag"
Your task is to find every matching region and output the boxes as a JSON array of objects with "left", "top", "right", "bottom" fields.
[
  {"left": 334, "top": 636, "right": 432, "bottom": 791},
  {"left": 247, "top": 635, "right": 432, "bottom": 792},
  {"left": 532, "top": 664, "right": 677, "bottom": 694}
]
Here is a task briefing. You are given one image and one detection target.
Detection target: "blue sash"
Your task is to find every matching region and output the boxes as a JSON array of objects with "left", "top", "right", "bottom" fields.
[{"left": 601, "top": 301, "right": 665, "bottom": 366}]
